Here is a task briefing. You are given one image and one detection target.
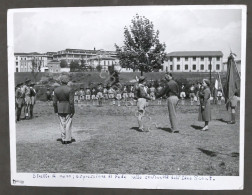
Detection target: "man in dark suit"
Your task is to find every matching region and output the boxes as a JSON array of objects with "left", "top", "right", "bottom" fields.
[
  {"left": 134, "top": 76, "right": 153, "bottom": 132},
  {"left": 156, "top": 73, "right": 180, "bottom": 133},
  {"left": 15, "top": 82, "right": 24, "bottom": 122},
  {"left": 53, "top": 75, "right": 75, "bottom": 144}
]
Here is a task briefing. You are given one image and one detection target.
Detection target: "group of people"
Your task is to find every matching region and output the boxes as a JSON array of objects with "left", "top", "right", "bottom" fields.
[
  {"left": 15, "top": 79, "right": 37, "bottom": 122},
  {"left": 15, "top": 73, "right": 238, "bottom": 145}
]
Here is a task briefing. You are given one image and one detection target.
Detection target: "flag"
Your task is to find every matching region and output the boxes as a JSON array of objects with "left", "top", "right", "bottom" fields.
[{"left": 224, "top": 54, "right": 240, "bottom": 110}]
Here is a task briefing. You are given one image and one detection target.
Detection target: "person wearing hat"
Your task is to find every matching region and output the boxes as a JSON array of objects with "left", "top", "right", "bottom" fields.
[
  {"left": 156, "top": 73, "right": 180, "bottom": 133},
  {"left": 198, "top": 79, "right": 212, "bottom": 131},
  {"left": 53, "top": 75, "right": 75, "bottom": 144},
  {"left": 22, "top": 78, "right": 32, "bottom": 119},
  {"left": 189, "top": 83, "right": 196, "bottom": 106},
  {"left": 134, "top": 76, "right": 153, "bottom": 132},
  {"left": 15, "top": 82, "right": 24, "bottom": 122},
  {"left": 79, "top": 87, "right": 85, "bottom": 102},
  {"left": 29, "top": 83, "right": 37, "bottom": 119},
  {"left": 103, "top": 85, "right": 108, "bottom": 104},
  {"left": 156, "top": 82, "right": 163, "bottom": 105},
  {"left": 91, "top": 86, "right": 97, "bottom": 106}
]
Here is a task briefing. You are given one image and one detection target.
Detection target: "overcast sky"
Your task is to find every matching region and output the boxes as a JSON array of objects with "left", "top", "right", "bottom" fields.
[{"left": 12, "top": 6, "right": 243, "bottom": 59}]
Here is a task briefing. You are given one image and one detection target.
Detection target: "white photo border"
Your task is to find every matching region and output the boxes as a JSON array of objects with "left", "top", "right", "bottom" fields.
[{"left": 8, "top": 5, "right": 246, "bottom": 190}]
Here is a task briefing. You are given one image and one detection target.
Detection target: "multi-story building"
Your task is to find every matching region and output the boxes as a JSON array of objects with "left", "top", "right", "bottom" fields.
[
  {"left": 15, "top": 52, "right": 49, "bottom": 72},
  {"left": 88, "top": 56, "right": 119, "bottom": 71},
  {"left": 163, "top": 51, "right": 224, "bottom": 73},
  {"left": 47, "top": 60, "right": 61, "bottom": 73}
]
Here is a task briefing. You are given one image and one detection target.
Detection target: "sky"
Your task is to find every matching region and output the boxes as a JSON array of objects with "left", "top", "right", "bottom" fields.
[{"left": 12, "top": 6, "right": 243, "bottom": 59}]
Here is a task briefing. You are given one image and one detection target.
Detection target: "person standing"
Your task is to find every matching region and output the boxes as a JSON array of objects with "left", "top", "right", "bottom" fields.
[
  {"left": 15, "top": 83, "right": 24, "bottom": 122},
  {"left": 53, "top": 75, "right": 75, "bottom": 144},
  {"left": 29, "top": 83, "right": 36, "bottom": 119},
  {"left": 189, "top": 83, "right": 196, "bottom": 105},
  {"left": 134, "top": 76, "right": 153, "bottom": 132},
  {"left": 23, "top": 79, "right": 32, "bottom": 119},
  {"left": 227, "top": 91, "right": 239, "bottom": 124},
  {"left": 198, "top": 79, "right": 211, "bottom": 131},
  {"left": 157, "top": 83, "right": 163, "bottom": 105},
  {"left": 156, "top": 73, "right": 180, "bottom": 133},
  {"left": 180, "top": 84, "right": 186, "bottom": 105},
  {"left": 46, "top": 88, "right": 51, "bottom": 101},
  {"left": 96, "top": 83, "right": 104, "bottom": 107}
]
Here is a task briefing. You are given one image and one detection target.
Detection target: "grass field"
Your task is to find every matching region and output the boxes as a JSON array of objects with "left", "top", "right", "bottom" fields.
[{"left": 16, "top": 100, "right": 239, "bottom": 176}]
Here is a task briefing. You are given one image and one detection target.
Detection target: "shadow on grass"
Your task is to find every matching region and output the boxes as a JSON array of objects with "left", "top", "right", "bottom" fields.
[
  {"left": 198, "top": 148, "right": 217, "bottom": 157},
  {"left": 191, "top": 125, "right": 202, "bottom": 130},
  {"left": 215, "top": 118, "right": 229, "bottom": 123},
  {"left": 157, "top": 127, "right": 173, "bottom": 133},
  {"left": 130, "top": 127, "right": 147, "bottom": 132},
  {"left": 56, "top": 138, "right": 76, "bottom": 143}
]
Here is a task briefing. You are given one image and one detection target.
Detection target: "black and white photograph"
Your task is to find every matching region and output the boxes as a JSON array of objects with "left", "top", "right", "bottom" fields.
[{"left": 8, "top": 5, "right": 246, "bottom": 189}]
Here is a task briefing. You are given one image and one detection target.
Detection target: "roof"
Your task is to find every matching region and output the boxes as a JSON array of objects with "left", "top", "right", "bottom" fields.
[
  {"left": 167, "top": 51, "right": 223, "bottom": 57},
  {"left": 48, "top": 60, "right": 60, "bottom": 63},
  {"left": 88, "top": 56, "right": 117, "bottom": 60},
  {"left": 14, "top": 52, "right": 47, "bottom": 56}
]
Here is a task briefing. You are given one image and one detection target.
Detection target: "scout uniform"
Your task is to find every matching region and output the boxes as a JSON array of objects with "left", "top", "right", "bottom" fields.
[
  {"left": 74, "top": 90, "right": 80, "bottom": 103},
  {"left": 227, "top": 92, "right": 239, "bottom": 124},
  {"left": 217, "top": 89, "right": 223, "bottom": 105},
  {"left": 122, "top": 86, "right": 128, "bottom": 101},
  {"left": 91, "top": 87, "right": 97, "bottom": 105},
  {"left": 79, "top": 88, "right": 85, "bottom": 101},
  {"left": 108, "top": 86, "right": 115, "bottom": 105},
  {"left": 116, "top": 87, "right": 122, "bottom": 107},
  {"left": 23, "top": 79, "right": 31, "bottom": 119},
  {"left": 157, "top": 85, "right": 163, "bottom": 105},
  {"left": 180, "top": 84, "right": 186, "bottom": 105},
  {"left": 103, "top": 87, "right": 108, "bottom": 100},
  {"left": 189, "top": 84, "right": 196, "bottom": 105},
  {"left": 96, "top": 84, "right": 103, "bottom": 106},
  {"left": 46, "top": 88, "right": 51, "bottom": 101},
  {"left": 85, "top": 88, "right": 91, "bottom": 100},
  {"left": 128, "top": 85, "right": 135, "bottom": 99},
  {"left": 15, "top": 83, "right": 24, "bottom": 122},
  {"left": 53, "top": 75, "right": 75, "bottom": 144},
  {"left": 29, "top": 83, "right": 36, "bottom": 119},
  {"left": 134, "top": 76, "right": 152, "bottom": 132}
]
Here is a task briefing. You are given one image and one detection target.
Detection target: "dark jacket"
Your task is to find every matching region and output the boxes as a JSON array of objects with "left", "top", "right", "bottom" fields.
[
  {"left": 156, "top": 80, "right": 179, "bottom": 98},
  {"left": 53, "top": 85, "right": 75, "bottom": 114},
  {"left": 134, "top": 84, "right": 152, "bottom": 100}
]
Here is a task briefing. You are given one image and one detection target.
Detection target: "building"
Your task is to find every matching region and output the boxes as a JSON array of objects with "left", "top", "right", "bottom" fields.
[
  {"left": 15, "top": 52, "right": 49, "bottom": 72},
  {"left": 47, "top": 60, "right": 61, "bottom": 73},
  {"left": 88, "top": 56, "right": 119, "bottom": 71},
  {"left": 163, "top": 51, "right": 224, "bottom": 73}
]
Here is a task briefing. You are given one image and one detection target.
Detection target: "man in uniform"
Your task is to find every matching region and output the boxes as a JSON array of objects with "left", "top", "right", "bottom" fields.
[
  {"left": 79, "top": 87, "right": 85, "bottom": 102},
  {"left": 53, "top": 75, "right": 75, "bottom": 144},
  {"left": 29, "top": 82, "right": 36, "bottom": 119},
  {"left": 15, "top": 82, "right": 24, "bottom": 122},
  {"left": 134, "top": 76, "right": 153, "bottom": 132},
  {"left": 23, "top": 79, "right": 32, "bottom": 119},
  {"left": 156, "top": 73, "right": 180, "bottom": 133},
  {"left": 107, "top": 84, "right": 115, "bottom": 106}
]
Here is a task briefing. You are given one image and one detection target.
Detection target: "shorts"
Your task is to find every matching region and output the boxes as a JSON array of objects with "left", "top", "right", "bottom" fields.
[
  {"left": 129, "top": 93, "right": 134, "bottom": 98},
  {"left": 109, "top": 94, "right": 114, "bottom": 99},
  {"left": 25, "top": 96, "right": 31, "bottom": 105},
  {"left": 86, "top": 95, "right": 91, "bottom": 100},
  {"left": 103, "top": 94, "right": 108, "bottom": 99},
  {"left": 189, "top": 93, "right": 195, "bottom": 98},
  {"left": 97, "top": 92, "right": 103, "bottom": 99},
  {"left": 116, "top": 94, "right": 122, "bottom": 100},
  {"left": 31, "top": 96, "right": 36, "bottom": 105},
  {"left": 137, "top": 98, "right": 147, "bottom": 111},
  {"left": 122, "top": 93, "right": 128, "bottom": 98},
  {"left": 91, "top": 95, "right": 96, "bottom": 100},
  {"left": 180, "top": 92, "right": 186, "bottom": 98},
  {"left": 80, "top": 95, "right": 85, "bottom": 100}
]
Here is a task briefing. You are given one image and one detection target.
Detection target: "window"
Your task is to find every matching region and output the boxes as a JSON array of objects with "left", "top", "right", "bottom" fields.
[
  {"left": 177, "top": 65, "right": 180, "bottom": 70},
  {"left": 166, "top": 67, "right": 168, "bottom": 72},
  {"left": 185, "top": 57, "right": 188, "bottom": 61},
  {"left": 170, "top": 65, "right": 173, "bottom": 71},
  {"left": 193, "top": 64, "right": 196, "bottom": 70},
  {"left": 170, "top": 57, "right": 173, "bottom": 61},
  {"left": 185, "top": 64, "right": 188, "bottom": 70},
  {"left": 201, "top": 57, "right": 204, "bottom": 61},
  {"left": 193, "top": 57, "right": 196, "bottom": 61},
  {"left": 216, "top": 64, "right": 220, "bottom": 70},
  {"left": 200, "top": 64, "right": 204, "bottom": 70},
  {"left": 16, "top": 62, "right": 18, "bottom": 66},
  {"left": 217, "top": 57, "right": 220, "bottom": 61},
  {"left": 177, "top": 57, "right": 180, "bottom": 61}
]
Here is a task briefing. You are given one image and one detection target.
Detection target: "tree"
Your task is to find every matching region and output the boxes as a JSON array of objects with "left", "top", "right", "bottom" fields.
[
  {"left": 60, "top": 60, "right": 68, "bottom": 68},
  {"left": 96, "top": 65, "right": 102, "bottom": 72},
  {"left": 115, "top": 14, "right": 167, "bottom": 76},
  {"left": 31, "top": 58, "right": 41, "bottom": 82},
  {"left": 70, "top": 60, "right": 81, "bottom": 72}
]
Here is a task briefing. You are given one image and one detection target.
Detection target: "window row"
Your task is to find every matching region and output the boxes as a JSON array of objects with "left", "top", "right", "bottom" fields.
[
  {"left": 169, "top": 64, "right": 220, "bottom": 71},
  {"left": 171, "top": 57, "right": 221, "bottom": 62}
]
